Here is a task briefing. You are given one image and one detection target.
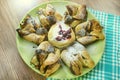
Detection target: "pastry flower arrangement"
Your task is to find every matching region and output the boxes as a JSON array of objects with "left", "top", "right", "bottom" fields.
[{"left": 17, "top": 4, "right": 105, "bottom": 77}]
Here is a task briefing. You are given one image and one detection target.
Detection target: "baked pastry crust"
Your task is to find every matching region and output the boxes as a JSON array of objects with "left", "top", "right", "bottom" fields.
[
  {"left": 31, "top": 41, "right": 61, "bottom": 77},
  {"left": 75, "top": 20, "right": 105, "bottom": 45},
  {"left": 48, "top": 22, "right": 75, "bottom": 48},
  {"left": 61, "top": 42, "right": 94, "bottom": 75}
]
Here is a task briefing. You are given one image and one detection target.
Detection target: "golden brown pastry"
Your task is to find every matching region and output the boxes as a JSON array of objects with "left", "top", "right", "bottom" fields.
[
  {"left": 31, "top": 41, "right": 61, "bottom": 77},
  {"left": 73, "top": 5, "right": 87, "bottom": 20},
  {"left": 45, "top": 4, "right": 63, "bottom": 20},
  {"left": 16, "top": 15, "right": 46, "bottom": 44},
  {"left": 30, "top": 55, "right": 39, "bottom": 69},
  {"left": 61, "top": 42, "right": 94, "bottom": 75},
  {"left": 77, "top": 36, "right": 98, "bottom": 45},
  {"left": 75, "top": 20, "right": 105, "bottom": 45},
  {"left": 45, "top": 4, "right": 55, "bottom": 16},
  {"left": 64, "top": 5, "right": 87, "bottom": 28},
  {"left": 48, "top": 21, "right": 75, "bottom": 48},
  {"left": 90, "top": 30, "right": 104, "bottom": 39},
  {"left": 70, "top": 20, "right": 82, "bottom": 28},
  {"left": 66, "top": 5, "right": 78, "bottom": 16},
  {"left": 38, "top": 4, "right": 63, "bottom": 30},
  {"left": 45, "top": 62, "right": 60, "bottom": 77},
  {"left": 23, "top": 33, "right": 45, "bottom": 44}
]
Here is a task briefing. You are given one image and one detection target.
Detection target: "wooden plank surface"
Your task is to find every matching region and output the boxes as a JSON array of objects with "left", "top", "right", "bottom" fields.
[{"left": 0, "top": 0, "right": 120, "bottom": 80}]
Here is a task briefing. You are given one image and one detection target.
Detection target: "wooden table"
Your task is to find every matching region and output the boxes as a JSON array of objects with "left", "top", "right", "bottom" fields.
[{"left": 0, "top": 0, "right": 120, "bottom": 80}]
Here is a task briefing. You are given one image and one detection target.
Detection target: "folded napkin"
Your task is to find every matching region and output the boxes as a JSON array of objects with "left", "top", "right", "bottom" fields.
[{"left": 47, "top": 8, "right": 120, "bottom": 80}]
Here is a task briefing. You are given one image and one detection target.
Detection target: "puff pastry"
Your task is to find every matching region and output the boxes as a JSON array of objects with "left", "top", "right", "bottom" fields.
[
  {"left": 61, "top": 42, "right": 94, "bottom": 75},
  {"left": 75, "top": 20, "right": 105, "bottom": 45},
  {"left": 64, "top": 5, "right": 87, "bottom": 28},
  {"left": 16, "top": 15, "right": 46, "bottom": 44},
  {"left": 38, "top": 4, "right": 62, "bottom": 30},
  {"left": 31, "top": 41, "right": 61, "bottom": 77}
]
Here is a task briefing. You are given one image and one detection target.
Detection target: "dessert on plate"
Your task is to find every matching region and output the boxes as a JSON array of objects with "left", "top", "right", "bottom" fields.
[
  {"left": 17, "top": 3, "right": 105, "bottom": 77},
  {"left": 48, "top": 21, "right": 75, "bottom": 48}
]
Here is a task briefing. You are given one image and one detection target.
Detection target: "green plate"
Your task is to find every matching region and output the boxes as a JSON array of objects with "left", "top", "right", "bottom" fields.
[{"left": 16, "top": 1, "right": 105, "bottom": 79}]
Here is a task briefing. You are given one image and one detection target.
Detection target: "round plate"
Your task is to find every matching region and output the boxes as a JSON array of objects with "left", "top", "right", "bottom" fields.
[{"left": 16, "top": 1, "right": 105, "bottom": 79}]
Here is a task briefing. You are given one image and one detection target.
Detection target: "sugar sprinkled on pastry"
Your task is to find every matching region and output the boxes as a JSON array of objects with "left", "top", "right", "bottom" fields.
[{"left": 61, "top": 42, "right": 95, "bottom": 75}]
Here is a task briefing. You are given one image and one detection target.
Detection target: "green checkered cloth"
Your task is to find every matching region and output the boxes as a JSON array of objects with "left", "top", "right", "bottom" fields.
[{"left": 47, "top": 8, "right": 120, "bottom": 80}]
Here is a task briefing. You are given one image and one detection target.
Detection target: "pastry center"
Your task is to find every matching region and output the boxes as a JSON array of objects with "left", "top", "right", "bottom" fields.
[
  {"left": 55, "top": 24, "right": 71, "bottom": 41},
  {"left": 48, "top": 21, "right": 75, "bottom": 48}
]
